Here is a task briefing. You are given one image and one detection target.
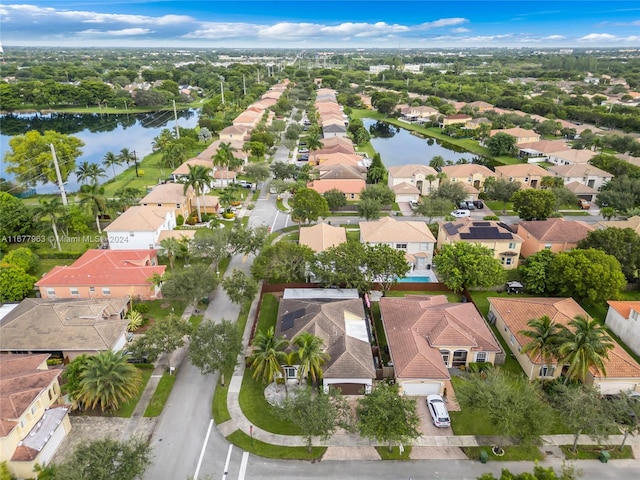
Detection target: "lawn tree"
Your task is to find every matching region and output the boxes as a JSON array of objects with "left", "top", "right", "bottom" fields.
[
  {"left": 183, "top": 164, "right": 212, "bottom": 223},
  {"left": 34, "top": 197, "right": 67, "bottom": 252},
  {"left": 247, "top": 141, "right": 267, "bottom": 160},
  {"left": 159, "top": 237, "right": 181, "bottom": 270},
  {"left": 476, "top": 465, "right": 580, "bottom": 480},
  {"left": 366, "top": 153, "right": 386, "bottom": 184},
  {"left": 2, "top": 247, "right": 39, "bottom": 274},
  {"left": 518, "top": 249, "right": 556, "bottom": 295},
  {"left": 227, "top": 220, "right": 269, "bottom": 256},
  {"left": 434, "top": 242, "right": 506, "bottom": 293},
  {"left": 359, "top": 183, "right": 395, "bottom": 206},
  {"left": 62, "top": 354, "right": 89, "bottom": 409},
  {"left": 251, "top": 241, "right": 315, "bottom": 283},
  {"left": 244, "top": 162, "right": 271, "bottom": 186},
  {"left": 291, "top": 188, "right": 329, "bottom": 224},
  {"left": 191, "top": 227, "right": 229, "bottom": 272},
  {"left": 364, "top": 243, "right": 411, "bottom": 291},
  {"left": 518, "top": 315, "right": 563, "bottom": 385},
  {"left": 130, "top": 314, "right": 192, "bottom": 368},
  {"left": 356, "top": 382, "right": 420, "bottom": 452},
  {"left": 311, "top": 241, "right": 370, "bottom": 293},
  {"left": 189, "top": 319, "right": 242, "bottom": 386},
  {"left": 432, "top": 181, "right": 467, "bottom": 206},
  {"left": 578, "top": 227, "right": 640, "bottom": 282},
  {"left": 608, "top": 392, "right": 640, "bottom": 450},
  {"left": 270, "top": 161, "right": 297, "bottom": 180},
  {"left": 160, "top": 264, "right": 217, "bottom": 310},
  {"left": 551, "top": 187, "right": 580, "bottom": 212},
  {"left": 0, "top": 192, "right": 34, "bottom": 243},
  {"left": 292, "top": 332, "right": 329, "bottom": 386},
  {"left": 0, "top": 263, "right": 37, "bottom": 301},
  {"left": 483, "top": 178, "right": 521, "bottom": 214},
  {"left": 600, "top": 206, "right": 617, "bottom": 221},
  {"left": 357, "top": 198, "right": 382, "bottom": 221},
  {"left": 512, "top": 189, "right": 556, "bottom": 220},
  {"left": 486, "top": 132, "right": 517, "bottom": 157},
  {"left": 414, "top": 197, "right": 454, "bottom": 223},
  {"left": 540, "top": 176, "right": 565, "bottom": 189},
  {"left": 547, "top": 383, "right": 614, "bottom": 453},
  {"left": 323, "top": 188, "right": 347, "bottom": 212},
  {"left": 4, "top": 130, "right": 84, "bottom": 189},
  {"left": 46, "top": 437, "right": 151, "bottom": 480},
  {"left": 455, "top": 370, "right": 548, "bottom": 450},
  {"left": 547, "top": 248, "right": 626, "bottom": 306},
  {"left": 429, "top": 155, "right": 445, "bottom": 170},
  {"left": 221, "top": 268, "right": 259, "bottom": 305},
  {"left": 248, "top": 326, "right": 289, "bottom": 388}
]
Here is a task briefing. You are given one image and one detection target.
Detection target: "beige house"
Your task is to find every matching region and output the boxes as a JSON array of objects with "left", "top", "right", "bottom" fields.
[
  {"left": 441, "top": 164, "right": 496, "bottom": 191},
  {"left": 0, "top": 298, "right": 129, "bottom": 361},
  {"left": 547, "top": 149, "right": 597, "bottom": 166},
  {"left": 565, "top": 181, "right": 598, "bottom": 202},
  {"left": 218, "top": 125, "right": 250, "bottom": 142},
  {"left": 140, "top": 182, "right": 194, "bottom": 219},
  {"left": 606, "top": 301, "right": 640, "bottom": 358},
  {"left": 0, "top": 355, "right": 71, "bottom": 479},
  {"left": 488, "top": 297, "right": 640, "bottom": 393},
  {"left": 390, "top": 182, "right": 421, "bottom": 203},
  {"left": 299, "top": 223, "right": 347, "bottom": 253},
  {"left": 307, "top": 178, "right": 366, "bottom": 200},
  {"left": 518, "top": 139, "right": 571, "bottom": 163},
  {"left": 360, "top": 217, "right": 436, "bottom": 270},
  {"left": 547, "top": 163, "right": 613, "bottom": 191},
  {"left": 437, "top": 218, "right": 523, "bottom": 269},
  {"left": 105, "top": 206, "right": 176, "bottom": 250},
  {"left": 494, "top": 163, "right": 549, "bottom": 189},
  {"left": 380, "top": 295, "right": 502, "bottom": 396},
  {"left": 597, "top": 216, "right": 640, "bottom": 235},
  {"left": 467, "top": 101, "right": 494, "bottom": 112},
  {"left": 517, "top": 218, "right": 595, "bottom": 258},
  {"left": 490, "top": 127, "right": 540, "bottom": 144},
  {"left": 387, "top": 164, "right": 440, "bottom": 196},
  {"left": 441, "top": 114, "right": 472, "bottom": 127}
]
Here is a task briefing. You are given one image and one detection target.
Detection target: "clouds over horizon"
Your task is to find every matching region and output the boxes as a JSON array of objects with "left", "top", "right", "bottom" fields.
[{"left": 1, "top": 3, "right": 639, "bottom": 48}]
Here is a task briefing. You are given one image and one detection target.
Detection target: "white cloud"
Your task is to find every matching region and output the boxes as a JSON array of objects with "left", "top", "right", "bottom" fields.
[
  {"left": 79, "top": 28, "right": 151, "bottom": 37},
  {"left": 183, "top": 22, "right": 258, "bottom": 39},
  {"left": 579, "top": 33, "right": 617, "bottom": 41},
  {"left": 543, "top": 35, "right": 566, "bottom": 40},
  {"left": 451, "top": 27, "right": 470, "bottom": 33},
  {"left": 418, "top": 18, "right": 469, "bottom": 29}
]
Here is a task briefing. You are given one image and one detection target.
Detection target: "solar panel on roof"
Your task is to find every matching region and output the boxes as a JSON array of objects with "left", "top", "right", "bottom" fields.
[
  {"left": 460, "top": 227, "right": 513, "bottom": 240},
  {"left": 472, "top": 221, "right": 490, "bottom": 227},
  {"left": 444, "top": 223, "right": 459, "bottom": 236},
  {"left": 497, "top": 222, "right": 515, "bottom": 233},
  {"left": 281, "top": 308, "right": 305, "bottom": 331}
]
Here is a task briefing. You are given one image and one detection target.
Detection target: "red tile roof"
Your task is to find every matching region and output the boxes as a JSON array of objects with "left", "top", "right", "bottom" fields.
[
  {"left": 607, "top": 301, "right": 640, "bottom": 319},
  {"left": 518, "top": 218, "right": 594, "bottom": 243}
]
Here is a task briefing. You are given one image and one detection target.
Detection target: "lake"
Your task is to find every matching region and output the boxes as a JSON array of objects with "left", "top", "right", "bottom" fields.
[
  {"left": 0, "top": 109, "right": 199, "bottom": 194},
  {"left": 364, "top": 119, "right": 476, "bottom": 167}
]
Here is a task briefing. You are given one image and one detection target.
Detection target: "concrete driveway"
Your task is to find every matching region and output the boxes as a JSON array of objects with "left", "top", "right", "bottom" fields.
[{"left": 416, "top": 395, "right": 452, "bottom": 437}]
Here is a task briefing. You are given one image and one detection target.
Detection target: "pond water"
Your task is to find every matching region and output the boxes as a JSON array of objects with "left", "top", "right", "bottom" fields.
[
  {"left": 364, "top": 119, "right": 476, "bottom": 167},
  {"left": 0, "top": 109, "right": 199, "bottom": 194}
]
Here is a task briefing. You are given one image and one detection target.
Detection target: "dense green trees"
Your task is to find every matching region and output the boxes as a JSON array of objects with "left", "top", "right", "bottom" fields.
[
  {"left": 251, "top": 241, "right": 315, "bottom": 283},
  {"left": 512, "top": 189, "right": 556, "bottom": 221},
  {"left": 434, "top": 242, "right": 506, "bottom": 293},
  {"left": 291, "top": 188, "right": 330, "bottom": 224},
  {"left": 483, "top": 178, "right": 521, "bottom": 214},
  {"left": 486, "top": 132, "right": 517, "bottom": 157},
  {"left": 578, "top": 227, "right": 640, "bottom": 281},
  {"left": 189, "top": 320, "right": 242, "bottom": 386},
  {"left": 0, "top": 192, "right": 34, "bottom": 243},
  {"left": 323, "top": 188, "right": 347, "bottom": 212}
]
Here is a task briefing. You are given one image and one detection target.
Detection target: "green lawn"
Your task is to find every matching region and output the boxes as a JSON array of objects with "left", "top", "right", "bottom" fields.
[
  {"left": 376, "top": 445, "right": 412, "bottom": 460},
  {"left": 143, "top": 373, "right": 177, "bottom": 417},
  {"left": 370, "top": 302, "right": 389, "bottom": 365},
  {"left": 226, "top": 430, "right": 326, "bottom": 460},
  {"left": 345, "top": 229, "right": 360, "bottom": 242},
  {"left": 137, "top": 299, "right": 185, "bottom": 321},
  {"left": 256, "top": 294, "right": 279, "bottom": 332},
  {"left": 113, "top": 365, "right": 154, "bottom": 418},
  {"left": 484, "top": 200, "right": 514, "bottom": 215},
  {"left": 213, "top": 374, "right": 232, "bottom": 423},
  {"left": 559, "top": 445, "right": 634, "bottom": 460},
  {"left": 462, "top": 446, "right": 544, "bottom": 462},
  {"left": 33, "top": 257, "right": 76, "bottom": 278}
]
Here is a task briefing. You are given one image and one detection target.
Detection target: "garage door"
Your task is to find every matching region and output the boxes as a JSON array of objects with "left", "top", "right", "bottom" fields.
[
  {"left": 396, "top": 195, "right": 416, "bottom": 203},
  {"left": 598, "top": 382, "right": 637, "bottom": 395},
  {"left": 401, "top": 382, "right": 441, "bottom": 396},
  {"left": 331, "top": 383, "right": 366, "bottom": 395}
]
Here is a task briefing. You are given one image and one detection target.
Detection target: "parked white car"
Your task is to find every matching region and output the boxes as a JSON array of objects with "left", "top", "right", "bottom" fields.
[
  {"left": 427, "top": 394, "right": 451, "bottom": 428},
  {"left": 450, "top": 209, "right": 471, "bottom": 218}
]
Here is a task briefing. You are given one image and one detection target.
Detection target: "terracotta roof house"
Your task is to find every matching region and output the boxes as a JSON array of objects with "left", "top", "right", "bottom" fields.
[
  {"left": 390, "top": 182, "right": 421, "bottom": 203},
  {"left": 314, "top": 163, "right": 366, "bottom": 181},
  {"left": 232, "top": 109, "right": 262, "bottom": 130},
  {"left": 547, "top": 163, "right": 613, "bottom": 192},
  {"left": 597, "top": 216, "right": 640, "bottom": 235},
  {"left": 0, "top": 354, "right": 71, "bottom": 479},
  {"left": 299, "top": 223, "right": 347, "bottom": 253},
  {"left": 380, "top": 295, "right": 502, "bottom": 395},
  {"left": 219, "top": 125, "right": 250, "bottom": 142},
  {"left": 320, "top": 137, "right": 354, "bottom": 150},
  {"left": 322, "top": 123, "right": 348, "bottom": 139},
  {"left": 440, "top": 114, "right": 472, "bottom": 127},
  {"left": 275, "top": 290, "right": 375, "bottom": 394},
  {"left": 494, "top": 163, "right": 549, "bottom": 189},
  {"left": 35, "top": 249, "right": 165, "bottom": 301},
  {"left": 310, "top": 145, "right": 356, "bottom": 159},
  {"left": 171, "top": 158, "right": 212, "bottom": 179},
  {"left": 489, "top": 127, "right": 540, "bottom": 144},
  {"left": 441, "top": 164, "right": 496, "bottom": 190},
  {"left": 0, "top": 298, "right": 129, "bottom": 361},
  {"left": 307, "top": 178, "right": 366, "bottom": 200},
  {"left": 196, "top": 139, "right": 246, "bottom": 163},
  {"left": 465, "top": 117, "right": 491, "bottom": 130},
  {"left": 547, "top": 149, "right": 596, "bottom": 166},
  {"left": 564, "top": 181, "right": 599, "bottom": 202},
  {"left": 606, "top": 301, "right": 640, "bottom": 357},
  {"left": 437, "top": 218, "right": 523, "bottom": 269},
  {"left": 104, "top": 206, "right": 176, "bottom": 251},
  {"left": 360, "top": 217, "right": 436, "bottom": 271},
  {"left": 517, "top": 218, "right": 595, "bottom": 258},
  {"left": 467, "top": 101, "right": 494, "bottom": 112},
  {"left": 139, "top": 182, "right": 194, "bottom": 219},
  {"left": 387, "top": 164, "right": 440, "bottom": 196},
  {"left": 310, "top": 152, "right": 362, "bottom": 167},
  {"left": 517, "top": 139, "right": 571, "bottom": 163},
  {"left": 488, "top": 297, "right": 640, "bottom": 393}
]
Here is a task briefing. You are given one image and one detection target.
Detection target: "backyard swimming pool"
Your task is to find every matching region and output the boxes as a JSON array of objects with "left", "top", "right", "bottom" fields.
[{"left": 397, "top": 276, "right": 432, "bottom": 283}]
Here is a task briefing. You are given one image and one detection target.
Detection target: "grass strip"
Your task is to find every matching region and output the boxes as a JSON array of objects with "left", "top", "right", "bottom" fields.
[{"left": 144, "top": 373, "right": 177, "bottom": 417}]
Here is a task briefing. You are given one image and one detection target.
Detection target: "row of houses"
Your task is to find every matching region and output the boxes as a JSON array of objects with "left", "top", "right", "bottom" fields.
[{"left": 316, "top": 88, "right": 349, "bottom": 139}]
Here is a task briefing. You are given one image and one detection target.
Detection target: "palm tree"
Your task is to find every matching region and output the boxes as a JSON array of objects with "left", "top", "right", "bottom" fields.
[
  {"left": 76, "top": 351, "right": 142, "bottom": 412},
  {"left": 75, "top": 161, "right": 93, "bottom": 185},
  {"left": 78, "top": 184, "right": 108, "bottom": 232},
  {"left": 426, "top": 173, "right": 437, "bottom": 194},
  {"left": 162, "top": 143, "right": 188, "bottom": 169},
  {"left": 34, "top": 197, "right": 66, "bottom": 251},
  {"left": 213, "top": 142, "right": 238, "bottom": 187},
  {"left": 306, "top": 133, "right": 323, "bottom": 153},
  {"left": 558, "top": 315, "right": 615, "bottom": 384},
  {"left": 152, "top": 128, "right": 175, "bottom": 152},
  {"left": 429, "top": 155, "right": 445, "bottom": 171},
  {"left": 183, "top": 164, "right": 212, "bottom": 223},
  {"left": 519, "top": 315, "right": 563, "bottom": 384},
  {"left": 248, "top": 327, "right": 289, "bottom": 390},
  {"left": 118, "top": 148, "right": 138, "bottom": 177},
  {"left": 159, "top": 237, "right": 180, "bottom": 270},
  {"left": 293, "top": 332, "right": 329, "bottom": 386},
  {"left": 103, "top": 151, "right": 123, "bottom": 179}
]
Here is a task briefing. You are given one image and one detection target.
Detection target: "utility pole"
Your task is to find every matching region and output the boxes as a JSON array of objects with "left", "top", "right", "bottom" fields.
[
  {"left": 257, "top": 67, "right": 260, "bottom": 83},
  {"left": 243, "top": 74, "right": 246, "bottom": 96},
  {"left": 133, "top": 150, "right": 139, "bottom": 177},
  {"left": 50, "top": 143, "right": 68, "bottom": 206},
  {"left": 172, "top": 100, "right": 180, "bottom": 139},
  {"left": 220, "top": 77, "right": 225, "bottom": 105}
]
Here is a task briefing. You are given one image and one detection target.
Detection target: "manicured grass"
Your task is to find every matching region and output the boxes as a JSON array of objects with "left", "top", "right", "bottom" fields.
[
  {"left": 113, "top": 365, "right": 154, "bottom": 418},
  {"left": 376, "top": 445, "right": 412, "bottom": 460},
  {"left": 562, "top": 211, "right": 590, "bottom": 216},
  {"left": 137, "top": 299, "right": 185, "bottom": 321},
  {"left": 281, "top": 232, "right": 299, "bottom": 242},
  {"left": 212, "top": 374, "right": 232, "bottom": 423},
  {"left": 238, "top": 369, "right": 302, "bottom": 435},
  {"left": 276, "top": 198, "right": 288, "bottom": 212},
  {"left": 559, "top": 445, "right": 634, "bottom": 460},
  {"left": 370, "top": 302, "right": 389, "bottom": 364},
  {"left": 463, "top": 446, "right": 544, "bottom": 462},
  {"left": 144, "top": 373, "right": 177, "bottom": 417},
  {"left": 256, "top": 294, "right": 279, "bottom": 332},
  {"left": 33, "top": 257, "right": 76, "bottom": 278},
  {"left": 251, "top": 189, "right": 261, "bottom": 201},
  {"left": 189, "top": 315, "right": 203, "bottom": 329},
  {"left": 484, "top": 200, "right": 514, "bottom": 215},
  {"left": 226, "top": 430, "right": 326, "bottom": 460},
  {"left": 345, "top": 229, "right": 360, "bottom": 242}
]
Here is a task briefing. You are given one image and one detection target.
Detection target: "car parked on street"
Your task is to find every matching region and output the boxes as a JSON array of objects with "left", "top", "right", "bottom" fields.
[
  {"left": 427, "top": 394, "right": 451, "bottom": 428},
  {"left": 578, "top": 199, "right": 590, "bottom": 210},
  {"left": 450, "top": 209, "right": 471, "bottom": 218}
]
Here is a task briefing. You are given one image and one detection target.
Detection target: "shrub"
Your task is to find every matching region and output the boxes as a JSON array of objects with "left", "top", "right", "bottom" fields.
[
  {"left": 483, "top": 215, "right": 500, "bottom": 221},
  {"left": 126, "top": 310, "right": 144, "bottom": 332},
  {"left": 176, "top": 215, "right": 184, "bottom": 226},
  {"left": 468, "top": 362, "right": 494, "bottom": 373},
  {"left": 137, "top": 169, "right": 145, "bottom": 176},
  {"left": 132, "top": 303, "right": 149, "bottom": 314}
]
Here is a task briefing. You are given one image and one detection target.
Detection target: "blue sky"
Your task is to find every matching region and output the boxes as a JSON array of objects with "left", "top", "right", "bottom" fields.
[{"left": 1, "top": 1, "right": 639, "bottom": 48}]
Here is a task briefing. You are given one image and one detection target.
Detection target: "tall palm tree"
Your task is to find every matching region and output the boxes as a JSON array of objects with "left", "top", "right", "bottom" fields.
[
  {"left": 159, "top": 237, "right": 180, "bottom": 270},
  {"left": 118, "top": 148, "right": 138, "bottom": 177},
  {"left": 248, "top": 327, "right": 289, "bottom": 390},
  {"left": 75, "top": 161, "right": 93, "bottom": 185},
  {"left": 162, "top": 143, "right": 188, "bottom": 169},
  {"left": 558, "top": 315, "right": 615, "bottom": 384},
  {"left": 103, "top": 151, "right": 123, "bottom": 179},
  {"left": 293, "top": 332, "right": 329, "bottom": 386},
  {"left": 183, "top": 164, "right": 212, "bottom": 223},
  {"left": 425, "top": 173, "right": 437, "bottom": 194},
  {"left": 78, "top": 184, "right": 108, "bottom": 232},
  {"left": 519, "top": 315, "right": 563, "bottom": 384},
  {"left": 76, "top": 351, "right": 142, "bottom": 412},
  {"left": 152, "top": 128, "right": 175, "bottom": 152},
  {"left": 429, "top": 155, "right": 445, "bottom": 171},
  {"left": 34, "top": 197, "right": 66, "bottom": 251},
  {"left": 87, "top": 163, "right": 107, "bottom": 185},
  {"left": 213, "top": 142, "right": 237, "bottom": 187},
  {"left": 306, "top": 133, "right": 323, "bottom": 153}
]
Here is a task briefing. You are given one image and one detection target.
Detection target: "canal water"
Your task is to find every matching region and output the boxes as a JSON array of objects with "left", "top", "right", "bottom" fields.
[
  {"left": 0, "top": 109, "right": 199, "bottom": 194},
  {"left": 363, "top": 119, "right": 476, "bottom": 167}
]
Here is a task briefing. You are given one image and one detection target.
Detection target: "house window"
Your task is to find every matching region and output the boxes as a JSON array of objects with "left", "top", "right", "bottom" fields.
[
  {"left": 31, "top": 405, "right": 37, "bottom": 415},
  {"left": 102, "top": 287, "right": 111, "bottom": 296},
  {"left": 630, "top": 309, "right": 639, "bottom": 321},
  {"left": 89, "top": 287, "right": 95, "bottom": 294},
  {"left": 524, "top": 177, "right": 529, "bottom": 183},
  {"left": 157, "top": 203, "right": 162, "bottom": 207},
  {"left": 508, "top": 242, "right": 516, "bottom": 249},
  {"left": 48, "top": 389, "right": 53, "bottom": 400},
  {"left": 544, "top": 243, "right": 552, "bottom": 249},
  {"left": 284, "top": 366, "right": 296, "bottom": 379},
  {"left": 396, "top": 243, "right": 408, "bottom": 250},
  {"left": 46, "top": 288, "right": 55, "bottom": 298},
  {"left": 350, "top": 194, "right": 355, "bottom": 199},
  {"left": 467, "top": 177, "right": 473, "bottom": 183},
  {"left": 420, "top": 243, "right": 428, "bottom": 251},
  {"left": 501, "top": 257, "right": 513, "bottom": 266},
  {"left": 509, "top": 334, "right": 516, "bottom": 346},
  {"left": 176, "top": 203, "right": 181, "bottom": 209},
  {"left": 509, "top": 177, "right": 514, "bottom": 182},
  {"left": 440, "top": 350, "right": 450, "bottom": 367},
  {"left": 452, "top": 350, "right": 468, "bottom": 367},
  {"left": 475, "top": 352, "right": 487, "bottom": 363},
  {"left": 70, "top": 287, "right": 79, "bottom": 296},
  {"left": 540, "top": 366, "right": 556, "bottom": 377}
]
